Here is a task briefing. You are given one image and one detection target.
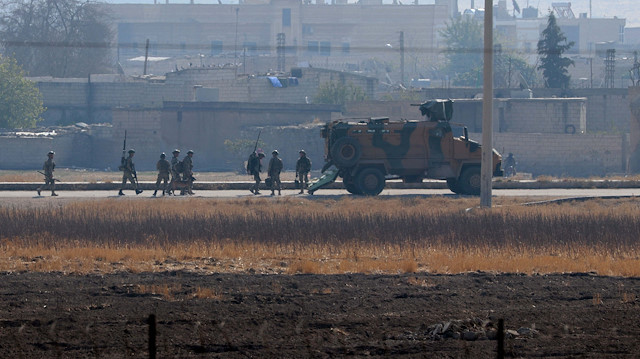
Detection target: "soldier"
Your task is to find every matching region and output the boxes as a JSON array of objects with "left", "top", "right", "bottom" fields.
[
  {"left": 37, "top": 151, "right": 57, "bottom": 196},
  {"left": 295, "top": 149, "right": 311, "bottom": 194},
  {"left": 119, "top": 149, "right": 143, "bottom": 196},
  {"left": 503, "top": 153, "right": 517, "bottom": 178},
  {"left": 182, "top": 150, "right": 195, "bottom": 195},
  {"left": 247, "top": 149, "right": 265, "bottom": 195},
  {"left": 268, "top": 150, "right": 283, "bottom": 196},
  {"left": 168, "top": 149, "right": 181, "bottom": 195},
  {"left": 153, "top": 153, "right": 171, "bottom": 196}
]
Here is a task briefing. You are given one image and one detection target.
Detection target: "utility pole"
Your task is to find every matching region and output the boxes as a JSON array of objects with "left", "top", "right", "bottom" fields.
[
  {"left": 234, "top": 8, "right": 239, "bottom": 76},
  {"left": 143, "top": 39, "right": 149, "bottom": 75},
  {"left": 400, "top": 31, "right": 405, "bottom": 87},
  {"left": 481, "top": 0, "right": 494, "bottom": 208}
]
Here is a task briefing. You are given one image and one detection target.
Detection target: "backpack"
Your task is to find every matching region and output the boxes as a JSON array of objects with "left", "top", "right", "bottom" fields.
[
  {"left": 246, "top": 153, "right": 257, "bottom": 173},
  {"left": 175, "top": 160, "right": 185, "bottom": 173}
]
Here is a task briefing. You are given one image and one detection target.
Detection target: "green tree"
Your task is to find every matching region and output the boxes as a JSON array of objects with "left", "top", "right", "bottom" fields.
[
  {"left": 314, "top": 81, "right": 367, "bottom": 105},
  {"left": 537, "top": 12, "right": 574, "bottom": 88},
  {"left": 0, "top": 0, "right": 113, "bottom": 77},
  {"left": 439, "top": 16, "right": 484, "bottom": 86},
  {"left": 0, "top": 55, "right": 45, "bottom": 128}
]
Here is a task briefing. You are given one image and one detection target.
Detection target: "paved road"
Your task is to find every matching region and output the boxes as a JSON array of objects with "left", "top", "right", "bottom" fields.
[{"left": 2, "top": 188, "right": 640, "bottom": 199}]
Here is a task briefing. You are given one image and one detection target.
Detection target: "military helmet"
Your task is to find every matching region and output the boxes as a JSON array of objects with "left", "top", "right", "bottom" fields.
[
  {"left": 128, "top": 149, "right": 135, "bottom": 154},
  {"left": 47, "top": 151, "right": 55, "bottom": 155},
  {"left": 299, "top": 149, "right": 306, "bottom": 155},
  {"left": 272, "top": 150, "right": 279, "bottom": 155},
  {"left": 173, "top": 149, "right": 180, "bottom": 154},
  {"left": 187, "top": 150, "right": 194, "bottom": 154},
  {"left": 160, "top": 152, "right": 166, "bottom": 158}
]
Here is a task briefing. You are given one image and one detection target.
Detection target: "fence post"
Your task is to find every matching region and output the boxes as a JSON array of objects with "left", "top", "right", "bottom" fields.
[
  {"left": 497, "top": 318, "right": 504, "bottom": 359},
  {"left": 148, "top": 314, "right": 157, "bottom": 359}
]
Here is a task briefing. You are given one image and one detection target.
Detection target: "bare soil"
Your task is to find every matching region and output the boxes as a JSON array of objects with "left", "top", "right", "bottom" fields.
[{"left": 1, "top": 271, "right": 639, "bottom": 358}]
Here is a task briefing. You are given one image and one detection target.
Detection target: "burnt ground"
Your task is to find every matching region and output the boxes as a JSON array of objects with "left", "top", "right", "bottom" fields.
[{"left": 1, "top": 271, "right": 639, "bottom": 358}]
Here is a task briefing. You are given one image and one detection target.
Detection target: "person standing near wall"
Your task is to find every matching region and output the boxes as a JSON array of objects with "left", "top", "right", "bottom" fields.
[
  {"left": 119, "top": 149, "right": 142, "bottom": 196},
  {"left": 247, "top": 150, "right": 265, "bottom": 195},
  {"left": 295, "top": 149, "right": 311, "bottom": 194},
  {"left": 268, "top": 150, "right": 283, "bottom": 196},
  {"left": 37, "top": 151, "right": 57, "bottom": 196},
  {"left": 153, "top": 152, "right": 171, "bottom": 196},
  {"left": 182, "top": 150, "right": 195, "bottom": 195},
  {"left": 169, "top": 149, "right": 181, "bottom": 195}
]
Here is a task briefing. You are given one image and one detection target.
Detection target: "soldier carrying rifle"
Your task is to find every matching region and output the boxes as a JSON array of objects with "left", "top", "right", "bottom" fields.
[
  {"left": 37, "top": 151, "right": 58, "bottom": 196},
  {"left": 119, "top": 149, "right": 143, "bottom": 196}
]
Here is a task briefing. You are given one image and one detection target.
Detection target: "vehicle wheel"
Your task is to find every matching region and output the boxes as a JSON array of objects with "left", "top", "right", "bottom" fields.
[
  {"left": 345, "top": 181, "right": 362, "bottom": 195},
  {"left": 330, "top": 137, "right": 361, "bottom": 167},
  {"left": 459, "top": 167, "right": 481, "bottom": 195},
  {"left": 446, "top": 178, "right": 463, "bottom": 194},
  {"left": 402, "top": 175, "right": 423, "bottom": 183},
  {"left": 355, "top": 168, "right": 385, "bottom": 196}
]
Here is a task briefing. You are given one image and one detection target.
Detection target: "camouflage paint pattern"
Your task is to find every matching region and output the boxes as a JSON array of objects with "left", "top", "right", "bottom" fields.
[{"left": 323, "top": 117, "right": 501, "bottom": 180}]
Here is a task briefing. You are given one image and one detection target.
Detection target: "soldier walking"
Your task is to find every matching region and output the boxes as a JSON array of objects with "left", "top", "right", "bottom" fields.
[
  {"left": 268, "top": 150, "right": 283, "bottom": 196},
  {"left": 247, "top": 150, "right": 265, "bottom": 195},
  {"left": 295, "top": 149, "right": 311, "bottom": 194},
  {"left": 153, "top": 153, "right": 171, "bottom": 196},
  {"left": 182, "top": 150, "right": 195, "bottom": 195},
  {"left": 119, "top": 149, "right": 143, "bottom": 196},
  {"left": 168, "top": 149, "right": 181, "bottom": 195},
  {"left": 37, "top": 151, "right": 58, "bottom": 196}
]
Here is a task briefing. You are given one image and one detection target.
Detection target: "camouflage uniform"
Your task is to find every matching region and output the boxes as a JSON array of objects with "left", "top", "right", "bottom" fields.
[
  {"left": 154, "top": 153, "right": 171, "bottom": 196},
  {"left": 268, "top": 150, "right": 283, "bottom": 195},
  {"left": 37, "top": 151, "right": 57, "bottom": 196},
  {"left": 169, "top": 150, "right": 181, "bottom": 195},
  {"left": 295, "top": 150, "right": 311, "bottom": 194},
  {"left": 182, "top": 150, "right": 195, "bottom": 195},
  {"left": 247, "top": 151, "right": 265, "bottom": 194},
  {"left": 119, "top": 150, "right": 141, "bottom": 195}
]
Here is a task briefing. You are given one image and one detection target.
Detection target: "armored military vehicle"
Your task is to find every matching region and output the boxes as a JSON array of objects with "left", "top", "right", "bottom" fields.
[{"left": 308, "top": 99, "right": 503, "bottom": 195}]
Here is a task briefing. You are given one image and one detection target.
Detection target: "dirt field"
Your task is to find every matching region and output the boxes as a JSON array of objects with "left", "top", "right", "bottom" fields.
[{"left": 0, "top": 271, "right": 639, "bottom": 358}]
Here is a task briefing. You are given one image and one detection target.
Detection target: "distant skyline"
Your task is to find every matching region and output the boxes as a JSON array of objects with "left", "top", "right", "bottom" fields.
[{"left": 101, "top": 0, "right": 640, "bottom": 27}]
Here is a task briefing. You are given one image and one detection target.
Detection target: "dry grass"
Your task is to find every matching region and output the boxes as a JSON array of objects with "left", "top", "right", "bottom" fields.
[{"left": 1, "top": 197, "right": 640, "bottom": 276}]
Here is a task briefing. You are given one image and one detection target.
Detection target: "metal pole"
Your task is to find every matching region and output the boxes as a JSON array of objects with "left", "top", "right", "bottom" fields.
[
  {"left": 481, "top": 0, "right": 494, "bottom": 208},
  {"left": 234, "top": 8, "right": 239, "bottom": 77},
  {"left": 400, "top": 31, "right": 405, "bottom": 87}
]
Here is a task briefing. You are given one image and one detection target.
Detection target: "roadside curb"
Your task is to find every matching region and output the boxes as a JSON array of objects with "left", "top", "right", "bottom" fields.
[{"left": 2, "top": 180, "right": 639, "bottom": 191}]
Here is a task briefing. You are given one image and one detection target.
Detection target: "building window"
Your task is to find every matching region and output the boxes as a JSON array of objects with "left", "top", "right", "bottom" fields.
[
  {"left": 211, "top": 40, "right": 223, "bottom": 55},
  {"left": 308, "top": 41, "right": 319, "bottom": 53},
  {"left": 619, "top": 25, "right": 625, "bottom": 43},
  {"left": 320, "top": 41, "right": 331, "bottom": 56},
  {"left": 282, "top": 8, "right": 291, "bottom": 27},
  {"left": 342, "top": 42, "right": 350, "bottom": 54}
]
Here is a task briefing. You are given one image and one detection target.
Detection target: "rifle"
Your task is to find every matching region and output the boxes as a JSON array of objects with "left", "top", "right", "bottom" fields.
[
  {"left": 37, "top": 171, "right": 60, "bottom": 182},
  {"left": 119, "top": 130, "right": 127, "bottom": 171},
  {"left": 253, "top": 130, "right": 261, "bottom": 153}
]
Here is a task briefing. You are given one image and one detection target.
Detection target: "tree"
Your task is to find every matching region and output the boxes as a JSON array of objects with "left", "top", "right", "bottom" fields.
[
  {"left": 0, "top": 55, "right": 45, "bottom": 128},
  {"left": 537, "top": 12, "right": 574, "bottom": 88},
  {"left": 314, "top": 81, "right": 367, "bottom": 105},
  {"left": 439, "top": 16, "right": 484, "bottom": 86},
  {"left": 440, "top": 16, "right": 536, "bottom": 88},
  {"left": 0, "top": 0, "right": 113, "bottom": 77}
]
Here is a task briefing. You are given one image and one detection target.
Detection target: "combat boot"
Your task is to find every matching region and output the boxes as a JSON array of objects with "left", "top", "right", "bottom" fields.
[
  {"left": 153, "top": 190, "right": 157, "bottom": 196},
  {"left": 270, "top": 191, "right": 275, "bottom": 196},
  {"left": 51, "top": 192, "right": 58, "bottom": 197},
  {"left": 162, "top": 190, "right": 166, "bottom": 196},
  {"left": 299, "top": 190, "right": 304, "bottom": 194},
  {"left": 118, "top": 190, "right": 125, "bottom": 196},
  {"left": 135, "top": 189, "right": 143, "bottom": 195},
  {"left": 278, "top": 190, "right": 281, "bottom": 196},
  {"left": 37, "top": 189, "right": 41, "bottom": 196}
]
